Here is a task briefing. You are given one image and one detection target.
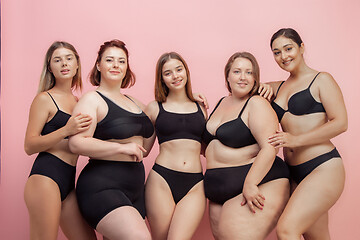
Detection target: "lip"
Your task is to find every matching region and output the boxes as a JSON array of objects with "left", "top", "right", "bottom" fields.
[
  {"left": 172, "top": 79, "right": 183, "bottom": 86},
  {"left": 61, "top": 69, "right": 70, "bottom": 74},
  {"left": 282, "top": 59, "right": 292, "bottom": 66},
  {"left": 110, "top": 70, "right": 121, "bottom": 74}
]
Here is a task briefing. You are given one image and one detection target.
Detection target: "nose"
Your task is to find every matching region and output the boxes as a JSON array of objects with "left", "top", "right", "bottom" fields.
[
  {"left": 240, "top": 72, "right": 246, "bottom": 79},
  {"left": 281, "top": 51, "right": 288, "bottom": 60},
  {"left": 113, "top": 60, "right": 120, "bottom": 68},
  {"left": 62, "top": 59, "right": 68, "bottom": 67},
  {"left": 173, "top": 71, "right": 179, "bottom": 79}
]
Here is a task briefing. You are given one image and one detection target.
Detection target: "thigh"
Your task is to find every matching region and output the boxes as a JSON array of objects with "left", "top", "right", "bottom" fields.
[
  {"left": 209, "top": 201, "right": 222, "bottom": 239},
  {"left": 303, "top": 212, "right": 330, "bottom": 240},
  {"left": 168, "top": 181, "right": 206, "bottom": 240},
  {"left": 145, "top": 170, "right": 175, "bottom": 240},
  {"left": 96, "top": 206, "right": 151, "bottom": 240},
  {"left": 60, "top": 190, "right": 96, "bottom": 240},
  {"left": 24, "top": 175, "right": 62, "bottom": 240},
  {"left": 279, "top": 158, "right": 345, "bottom": 235},
  {"left": 218, "top": 179, "right": 289, "bottom": 240}
]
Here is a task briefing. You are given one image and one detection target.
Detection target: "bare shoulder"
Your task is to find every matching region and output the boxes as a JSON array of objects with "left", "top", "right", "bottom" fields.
[
  {"left": 248, "top": 95, "right": 271, "bottom": 108},
  {"left": 31, "top": 91, "right": 53, "bottom": 108},
  {"left": 145, "top": 100, "right": 159, "bottom": 121},
  {"left": 317, "top": 72, "right": 337, "bottom": 84},
  {"left": 78, "top": 90, "right": 101, "bottom": 103}
]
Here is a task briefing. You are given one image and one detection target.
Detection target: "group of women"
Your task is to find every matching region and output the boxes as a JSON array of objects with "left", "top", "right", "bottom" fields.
[{"left": 24, "top": 28, "right": 347, "bottom": 240}]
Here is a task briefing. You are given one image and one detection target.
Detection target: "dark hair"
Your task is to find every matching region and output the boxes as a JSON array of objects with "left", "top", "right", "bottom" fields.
[
  {"left": 270, "top": 28, "right": 303, "bottom": 48},
  {"left": 154, "top": 52, "right": 195, "bottom": 102},
  {"left": 38, "top": 41, "right": 82, "bottom": 93},
  {"left": 89, "top": 39, "right": 135, "bottom": 88},
  {"left": 224, "top": 52, "right": 260, "bottom": 96}
]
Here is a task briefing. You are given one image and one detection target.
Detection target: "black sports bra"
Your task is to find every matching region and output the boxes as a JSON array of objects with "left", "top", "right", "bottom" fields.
[
  {"left": 202, "top": 96, "right": 257, "bottom": 149},
  {"left": 93, "top": 91, "right": 154, "bottom": 140},
  {"left": 41, "top": 92, "right": 71, "bottom": 138},
  {"left": 155, "top": 101, "right": 206, "bottom": 144},
  {"left": 271, "top": 72, "right": 325, "bottom": 121}
]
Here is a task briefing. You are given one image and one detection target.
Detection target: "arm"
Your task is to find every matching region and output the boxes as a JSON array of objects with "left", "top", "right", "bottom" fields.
[
  {"left": 193, "top": 92, "right": 209, "bottom": 109},
  {"left": 24, "top": 93, "right": 91, "bottom": 155},
  {"left": 242, "top": 96, "right": 280, "bottom": 213},
  {"left": 68, "top": 92, "right": 145, "bottom": 160},
  {"left": 268, "top": 73, "right": 347, "bottom": 148},
  {"left": 142, "top": 100, "right": 158, "bottom": 157}
]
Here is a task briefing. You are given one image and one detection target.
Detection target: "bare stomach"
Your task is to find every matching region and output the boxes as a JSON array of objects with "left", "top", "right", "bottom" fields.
[
  {"left": 155, "top": 139, "right": 203, "bottom": 172},
  {"left": 205, "top": 140, "right": 260, "bottom": 169}
]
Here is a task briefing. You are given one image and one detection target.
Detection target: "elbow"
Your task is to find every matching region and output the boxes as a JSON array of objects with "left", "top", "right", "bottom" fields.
[
  {"left": 24, "top": 143, "right": 35, "bottom": 156},
  {"left": 68, "top": 138, "right": 83, "bottom": 155}
]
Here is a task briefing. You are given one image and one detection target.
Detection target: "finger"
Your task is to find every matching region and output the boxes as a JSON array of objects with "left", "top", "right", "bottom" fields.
[
  {"left": 247, "top": 202, "right": 256, "bottom": 213},
  {"left": 253, "top": 200, "right": 263, "bottom": 210},
  {"left": 258, "top": 85, "right": 264, "bottom": 94},
  {"left": 138, "top": 145, "right": 147, "bottom": 153},
  {"left": 203, "top": 99, "right": 209, "bottom": 109},
  {"left": 241, "top": 198, "right": 247, "bottom": 206}
]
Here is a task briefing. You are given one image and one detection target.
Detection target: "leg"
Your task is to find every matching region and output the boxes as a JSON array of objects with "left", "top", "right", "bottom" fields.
[
  {"left": 303, "top": 212, "right": 330, "bottom": 240},
  {"left": 145, "top": 170, "right": 175, "bottom": 240},
  {"left": 277, "top": 158, "right": 345, "bottom": 240},
  {"left": 208, "top": 202, "right": 222, "bottom": 240},
  {"left": 96, "top": 206, "right": 151, "bottom": 240},
  {"left": 24, "top": 175, "right": 62, "bottom": 240},
  {"left": 167, "top": 181, "right": 206, "bottom": 240},
  {"left": 60, "top": 190, "right": 97, "bottom": 240},
  {"left": 218, "top": 179, "right": 289, "bottom": 240}
]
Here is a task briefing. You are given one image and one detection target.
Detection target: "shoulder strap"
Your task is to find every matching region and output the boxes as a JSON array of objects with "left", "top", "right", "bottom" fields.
[
  {"left": 309, "top": 72, "right": 321, "bottom": 88},
  {"left": 47, "top": 92, "right": 59, "bottom": 110},
  {"left": 157, "top": 101, "right": 165, "bottom": 112},
  {"left": 208, "top": 97, "right": 225, "bottom": 119},
  {"left": 275, "top": 81, "right": 285, "bottom": 97},
  {"left": 239, "top": 96, "right": 252, "bottom": 117},
  {"left": 124, "top": 95, "right": 142, "bottom": 112}
]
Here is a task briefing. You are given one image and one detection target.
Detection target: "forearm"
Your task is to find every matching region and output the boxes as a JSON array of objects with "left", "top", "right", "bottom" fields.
[
  {"left": 69, "top": 136, "right": 123, "bottom": 159},
  {"left": 24, "top": 127, "right": 69, "bottom": 155},
  {"left": 296, "top": 118, "right": 347, "bottom": 147},
  {"left": 244, "top": 146, "right": 276, "bottom": 186}
]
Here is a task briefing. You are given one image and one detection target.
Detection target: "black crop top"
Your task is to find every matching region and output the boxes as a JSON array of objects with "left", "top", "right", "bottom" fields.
[
  {"left": 41, "top": 92, "right": 71, "bottom": 138},
  {"left": 155, "top": 101, "right": 206, "bottom": 144},
  {"left": 271, "top": 72, "right": 325, "bottom": 121},
  {"left": 202, "top": 96, "right": 257, "bottom": 149},
  {"left": 93, "top": 91, "right": 154, "bottom": 140}
]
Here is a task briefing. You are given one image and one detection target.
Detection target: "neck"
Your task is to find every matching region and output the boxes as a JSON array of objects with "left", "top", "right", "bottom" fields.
[
  {"left": 53, "top": 79, "right": 74, "bottom": 94},
  {"left": 289, "top": 58, "right": 311, "bottom": 78},
  {"left": 97, "top": 79, "right": 123, "bottom": 95},
  {"left": 230, "top": 93, "right": 250, "bottom": 104},
  {"left": 166, "top": 88, "right": 190, "bottom": 102}
]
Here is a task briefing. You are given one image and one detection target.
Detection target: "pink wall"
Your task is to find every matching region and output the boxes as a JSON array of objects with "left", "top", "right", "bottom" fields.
[{"left": 1, "top": 0, "right": 360, "bottom": 239}]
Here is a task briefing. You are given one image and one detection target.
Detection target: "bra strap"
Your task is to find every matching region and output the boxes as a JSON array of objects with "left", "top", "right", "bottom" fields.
[
  {"left": 308, "top": 72, "right": 321, "bottom": 88},
  {"left": 47, "top": 92, "right": 59, "bottom": 110},
  {"left": 157, "top": 101, "right": 165, "bottom": 112},
  {"left": 275, "top": 81, "right": 285, "bottom": 97},
  {"left": 239, "top": 96, "right": 252, "bottom": 117},
  {"left": 208, "top": 97, "right": 225, "bottom": 119}
]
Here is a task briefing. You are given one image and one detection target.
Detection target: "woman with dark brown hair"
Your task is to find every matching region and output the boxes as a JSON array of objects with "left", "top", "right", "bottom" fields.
[{"left": 145, "top": 52, "right": 207, "bottom": 240}]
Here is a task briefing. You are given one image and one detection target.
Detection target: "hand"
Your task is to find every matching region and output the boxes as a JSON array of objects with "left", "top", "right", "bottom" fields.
[
  {"left": 66, "top": 113, "right": 92, "bottom": 136},
  {"left": 241, "top": 184, "right": 265, "bottom": 213},
  {"left": 268, "top": 130, "right": 298, "bottom": 148},
  {"left": 193, "top": 92, "right": 209, "bottom": 109},
  {"left": 121, "top": 142, "right": 147, "bottom": 162},
  {"left": 258, "top": 83, "right": 273, "bottom": 101}
]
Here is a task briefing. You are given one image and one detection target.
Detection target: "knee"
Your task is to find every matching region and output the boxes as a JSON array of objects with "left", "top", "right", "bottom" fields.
[
  {"left": 276, "top": 220, "right": 298, "bottom": 240},
  {"left": 129, "top": 230, "right": 151, "bottom": 240}
]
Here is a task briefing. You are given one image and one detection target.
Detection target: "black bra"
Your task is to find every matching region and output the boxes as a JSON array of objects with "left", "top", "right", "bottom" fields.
[
  {"left": 202, "top": 96, "right": 257, "bottom": 149},
  {"left": 155, "top": 101, "right": 206, "bottom": 144},
  {"left": 271, "top": 72, "right": 325, "bottom": 121},
  {"left": 93, "top": 91, "right": 154, "bottom": 140},
  {"left": 41, "top": 92, "right": 71, "bottom": 138}
]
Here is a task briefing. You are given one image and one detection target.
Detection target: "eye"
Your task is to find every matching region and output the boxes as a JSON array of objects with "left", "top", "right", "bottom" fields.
[
  {"left": 233, "top": 70, "right": 240, "bottom": 74},
  {"left": 177, "top": 68, "right": 183, "bottom": 72},
  {"left": 120, "top": 60, "right": 126, "bottom": 64},
  {"left": 106, "top": 59, "right": 113, "bottom": 62},
  {"left": 67, "top": 57, "right": 73, "bottom": 61},
  {"left": 286, "top": 47, "right": 292, "bottom": 51},
  {"left": 273, "top": 51, "right": 280, "bottom": 56},
  {"left": 54, "top": 59, "right": 60, "bottom": 63},
  {"left": 163, "top": 72, "right": 170, "bottom": 77},
  {"left": 247, "top": 71, "right": 253, "bottom": 75}
]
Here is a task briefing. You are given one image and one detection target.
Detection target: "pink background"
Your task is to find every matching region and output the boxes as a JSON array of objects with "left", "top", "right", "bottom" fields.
[{"left": 1, "top": 0, "right": 359, "bottom": 239}]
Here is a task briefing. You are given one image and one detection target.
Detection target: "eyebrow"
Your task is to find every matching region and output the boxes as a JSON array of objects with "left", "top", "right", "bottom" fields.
[
  {"left": 272, "top": 43, "right": 293, "bottom": 51},
  {"left": 163, "top": 65, "right": 183, "bottom": 72},
  {"left": 52, "top": 54, "right": 74, "bottom": 59}
]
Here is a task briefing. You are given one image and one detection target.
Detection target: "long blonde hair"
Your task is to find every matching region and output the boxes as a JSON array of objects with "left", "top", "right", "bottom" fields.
[{"left": 38, "top": 41, "right": 82, "bottom": 93}]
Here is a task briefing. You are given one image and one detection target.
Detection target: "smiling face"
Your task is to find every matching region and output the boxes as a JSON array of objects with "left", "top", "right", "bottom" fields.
[
  {"left": 161, "top": 58, "right": 188, "bottom": 91},
  {"left": 227, "top": 57, "right": 255, "bottom": 97},
  {"left": 271, "top": 36, "right": 304, "bottom": 72},
  {"left": 97, "top": 47, "right": 128, "bottom": 83},
  {"left": 49, "top": 47, "right": 78, "bottom": 81}
]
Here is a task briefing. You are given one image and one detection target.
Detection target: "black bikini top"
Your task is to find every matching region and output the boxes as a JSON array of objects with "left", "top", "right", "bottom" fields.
[
  {"left": 202, "top": 96, "right": 257, "bottom": 149},
  {"left": 41, "top": 92, "right": 71, "bottom": 138},
  {"left": 155, "top": 101, "right": 206, "bottom": 144},
  {"left": 271, "top": 72, "right": 325, "bottom": 122},
  {"left": 93, "top": 91, "right": 154, "bottom": 140}
]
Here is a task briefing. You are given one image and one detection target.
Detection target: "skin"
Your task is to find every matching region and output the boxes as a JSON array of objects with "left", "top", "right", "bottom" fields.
[
  {"left": 145, "top": 58, "right": 207, "bottom": 240},
  {"left": 69, "top": 47, "right": 155, "bottom": 240},
  {"left": 205, "top": 57, "right": 289, "bottom": 240},
  {"left": 24, "top": 47, "right": 95, "bottom": 240},
  {"left": 266, "top": 35, "right": 347, "bottom": 240}
]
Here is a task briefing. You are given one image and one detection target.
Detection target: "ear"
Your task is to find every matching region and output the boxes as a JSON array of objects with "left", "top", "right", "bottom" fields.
[
  {"left": 300, "top": 42, "right": 305, "bottom": 55},
  {"left": 96, "top": 63, "right": 100, "bottom": 72}
]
